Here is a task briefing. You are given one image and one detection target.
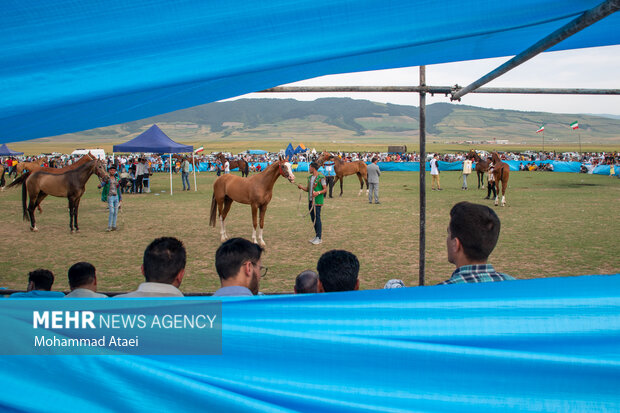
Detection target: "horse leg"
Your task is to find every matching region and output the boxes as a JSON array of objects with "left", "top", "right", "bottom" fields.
[
  {"left": 74, "top": 198, "right": 81, "bottom": 232},
  {"left": 30, "top": 192, "right": 47, "bottom": 231},
  {"left": 257, "top": 205, "right": 268, "bottom": 247},
  {"left": 357, "top": 172, "right": 363, "bottom": 196},
  {"left": 339, "top": 175, "right": 344, "bottom": 197},
  {"left": 251, "top": 204, "right": 259, "bottom": 244},
  {"left": 501, "top": 181, "right": 507, "bottom": 207},
  {"left": 219, "top": 197, "right": 233, "bottom": 241},
  {"left": 68, "top": 199, "right": 75, "bottom": 232}
]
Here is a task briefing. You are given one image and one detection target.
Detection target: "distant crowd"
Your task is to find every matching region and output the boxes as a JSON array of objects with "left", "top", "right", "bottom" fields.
[{"left": 4, "top": 202, "right": 515, "bottom": 298}]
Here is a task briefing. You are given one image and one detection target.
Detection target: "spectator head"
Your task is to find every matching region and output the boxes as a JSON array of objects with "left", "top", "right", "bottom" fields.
[
  {"left": 142, "top": 237, "right": 186, "bottom": 287},
  {"left": 294, "top": 270, "right": 319, "bottom": 294},
  {"left": 383, "top": 279, "right": 405, "bottom": 289},
  {"left": 372, "top": 157, "right": 378, "bottom": 163},
  {"left": 215, "top": 238, "right": 264, "bottom": 295},
  {"left": 309, "top": 162, "right": 319, "bottom": 173},
  {"left": 316, "top": 250, "right": 359, "bottom": 292},
  {"left": 68, "top": 262, "right": 97, "bottom": 291},
  {"left": 27, "top": 269, "right": 55, "bottom": 291},
  {"left": 447, "top": 201, "right": 501, "bottom": 266},
  {"left": 108, "top": 165, "right": 116, "bottom": 174}
]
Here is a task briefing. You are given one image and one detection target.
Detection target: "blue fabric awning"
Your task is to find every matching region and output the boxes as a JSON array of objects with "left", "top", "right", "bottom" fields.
[
  {"left": 112, "top": 125, "right": 192, "bottom": 153},
  {"left": 0, "top": 1, "right": 619, "bottom": 142}
]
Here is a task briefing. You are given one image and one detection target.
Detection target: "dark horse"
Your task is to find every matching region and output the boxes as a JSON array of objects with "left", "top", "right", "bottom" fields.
[
  {"left": 216, "top": 153, "right": 249, "bottom": 177},
  {"left": 491, "top": 152, "right": 510, "bottom": 207},
  {"left": 8, "top": 159, "right": 108, "bottom": 232},
  {"left": 209, "top": 157, "right": 294, "bottom": 247},
  {"left": 0, "top": 165, "right": 6, "bottom": 189},
  {"left": 467, "top": 150, "right": 492, "bottom": 189},
  {"left": 317, "top": 152, "right": 368, "bottom": 197}
]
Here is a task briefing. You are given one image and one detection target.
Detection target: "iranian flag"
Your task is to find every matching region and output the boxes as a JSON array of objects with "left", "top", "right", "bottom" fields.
[
  {"left": 536, "top": 125, "right": 545, "bottom": 133},
  {"left": 194, "top": 146, "right": 204, "bottom": 154},
  {"left": 570, "top": 121, "right": 579, "bottom": 130}
]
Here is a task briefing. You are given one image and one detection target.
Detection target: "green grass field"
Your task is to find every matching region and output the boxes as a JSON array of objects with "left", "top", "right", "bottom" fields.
[{"left": 1, "top": 169, "right": 618, "bottom": 293}]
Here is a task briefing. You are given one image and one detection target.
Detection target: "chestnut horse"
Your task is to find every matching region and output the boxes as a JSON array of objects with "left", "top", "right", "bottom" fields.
[
  {"left": 216, "top": 153, "right": 249, "bottom": 177},
  {"left": 8, "top": 159, "right": 109, "bottom": 232},
  {"left": 317, "top": 152, "right": 368, "bottom": 196},
  {"left": 467, "top": 150, "right": 492, "bottom": 189},
  {"left": 209, "top": 157, "right": 294, "bottom": 247},
  {"left": 11, "top": 153, "right": 97, "bottom": 213},
  {"left": 491, "top": 152, "right": 510, "bottom": 207}
]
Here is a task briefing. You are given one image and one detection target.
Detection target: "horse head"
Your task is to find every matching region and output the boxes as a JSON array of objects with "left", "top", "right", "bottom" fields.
[
  {"left": 491, "top": 152, "right": 502, "bottom": 163},
  {"left": 93, "top": 160, "right": 110, "bottom": 182},
  {"left": 277, "top": 156, "right": 295, "bottom": 183}
]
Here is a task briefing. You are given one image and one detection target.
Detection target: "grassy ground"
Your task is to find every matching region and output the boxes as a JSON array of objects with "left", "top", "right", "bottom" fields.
[{"left": 0, "top": 170, "right": 618, "bottom": 293}]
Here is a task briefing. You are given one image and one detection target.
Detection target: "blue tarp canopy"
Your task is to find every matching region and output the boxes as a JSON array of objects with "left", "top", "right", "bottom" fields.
[
  {"left": 285, "top": 143, "right": 295, "bottom": 160},
  {"left": 112, "top": 125, "right": 192, "bottom": 154},
  {"left": 294, "top": 145, "right": 306, "bottom": 154},
  {"left": 248, "top": 150, "right": 268, "bottom": 155},
  {"left": 0, "top": 144, "right": 23, "bottom": 156},
  {"left": 1, "top": 1, "right": 619, "bottom": 142}
]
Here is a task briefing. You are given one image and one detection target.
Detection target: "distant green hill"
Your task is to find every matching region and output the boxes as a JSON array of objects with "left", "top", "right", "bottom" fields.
[{"left": 49, "top": 98, "right": 620, "bottom": 145}]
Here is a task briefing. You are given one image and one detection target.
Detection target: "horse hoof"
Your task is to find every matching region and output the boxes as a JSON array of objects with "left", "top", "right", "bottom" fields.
[
  {"left": 30, "top": 227, "right": 38, "bottom": 232},
  {"left": 75, "top": 229, "right": 80, "bottom": 233}
]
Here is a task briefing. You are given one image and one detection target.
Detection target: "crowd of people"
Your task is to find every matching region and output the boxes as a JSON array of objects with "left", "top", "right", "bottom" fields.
[{"left": 4, "top": 202, "right": 514, "bottom": 298}]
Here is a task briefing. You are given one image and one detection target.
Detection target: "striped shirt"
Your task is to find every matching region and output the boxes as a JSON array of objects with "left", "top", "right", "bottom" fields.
[{"left": 440, "top": 264, "right": 515, "bottom": 284}]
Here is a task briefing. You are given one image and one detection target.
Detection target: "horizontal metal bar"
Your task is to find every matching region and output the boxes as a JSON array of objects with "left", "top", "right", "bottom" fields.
[
  {"left": 258, "top": 86, "right": 620, "bottom": 95},
  {"left": 450, "top": 0, "right": 620, "bottom": 101}
]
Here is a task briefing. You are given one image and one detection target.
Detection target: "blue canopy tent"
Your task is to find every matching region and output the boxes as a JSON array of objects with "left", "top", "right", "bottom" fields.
[
  {"left": 294, "top": 144, "right": 306, "bottom": 154},
  {"left": 284, "top": 143, "right": 295, "bottom": 160},
  {"left": 0, "top": 143, "right": 24, "bottom": 156},
  {"left": 113, "top": 124, "right": 193, "bottom": 194}
]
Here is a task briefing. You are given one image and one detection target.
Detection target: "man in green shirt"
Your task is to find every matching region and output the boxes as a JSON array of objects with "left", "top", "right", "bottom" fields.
[{"left": 297, "top": 162, "right": 327, "bottom": 245}]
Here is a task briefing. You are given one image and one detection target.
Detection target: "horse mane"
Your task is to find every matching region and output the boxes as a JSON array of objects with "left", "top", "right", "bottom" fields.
[{"left": 35, "top": 159, "right": 97, "bottom": 176}]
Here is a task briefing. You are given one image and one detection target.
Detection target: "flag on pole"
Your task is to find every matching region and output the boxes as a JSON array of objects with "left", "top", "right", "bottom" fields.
[
  {"left": 570, "top": 121, "right": 579, "bottom": 130},
  {"left": 536, "top": 125, "right": 545, "bottom": 133},
  {"left": 194, "top": 146, "right": 204, "bottom": 154}
]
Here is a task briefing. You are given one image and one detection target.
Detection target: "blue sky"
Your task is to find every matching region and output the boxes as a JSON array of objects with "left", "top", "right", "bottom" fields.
[{"left": 233, "top": 45, "right": 620, "bottom": 117}]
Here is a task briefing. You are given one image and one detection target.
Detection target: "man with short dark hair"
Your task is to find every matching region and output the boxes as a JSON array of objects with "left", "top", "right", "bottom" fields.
[
  {"left": 297, "top": 161, "right": 327, "bottom": 245},
  {"left": 316, "top": 250, "right": 360, "bottom": 292},
  {"left": 294, "top": 270, "right": 319, "bottom": 294},
  {"left": 65, "top": 262, "right": 107, "bottom": 298},
  {"left": 367, "top": 157, "right": 381, "bottom": 204},
  {"left": 10, "top": 269, "right": 65, "bottom": 298},
  {"left": 116, "top": 237, "right": 186, "bottom": 297},
  {"left": 441, "top": 201, "right": 515, "bottom": 284},
  {"left": 213, "top": 238, "right": 266, "bottom": 296}
]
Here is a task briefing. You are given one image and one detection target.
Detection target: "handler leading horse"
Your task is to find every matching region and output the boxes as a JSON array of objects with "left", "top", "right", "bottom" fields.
[
  {"left": 216, "top": 153, "right": 250, "bottom": 177},
  {"left": 209, "top": 156, "right": 294, "bottom": 247},
  {"left": 467, "top": 150, "right": 492, "bottom": 189},
  {"left": 317, "top": 152, "right": 368, "bottom": 196},
  {"left": 491, "top": 152, "right": 510, "bottom": 207},
  {"left": 8, "top": 159, "right": 109, "bottom": 232}
]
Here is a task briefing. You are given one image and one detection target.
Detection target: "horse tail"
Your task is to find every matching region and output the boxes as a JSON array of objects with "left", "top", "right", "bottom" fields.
[
  {"left": 21, "top": 175, "right": 29, "bottom": 221},
  {"left": 209, "top": 193, "right": 217, "bottom": 227},
  {"left": 243, "top": 160, "right": 249, "bottom": 176},
  {"left": 7, "top": 170, "right": 30, "bottom": 189}
]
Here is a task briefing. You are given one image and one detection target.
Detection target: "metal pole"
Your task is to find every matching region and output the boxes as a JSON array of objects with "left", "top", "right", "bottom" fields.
[
  {"left": 192, "top": 152, "right": 198, "bottom": 191},
  {"left": 579, "top": 132, "right": 582, "bottom": 154},
  {"left": 169, "top": 153, "right": 173, "bottom": 195},
  {"left": 419, "top": 66, "right": 426, "bottom": 287},
  {"left": 451, "top": 0, "right": 620, "bottom": 101},
  {"left": 259, "top": 86, "right": 620, "bottom": 95}
]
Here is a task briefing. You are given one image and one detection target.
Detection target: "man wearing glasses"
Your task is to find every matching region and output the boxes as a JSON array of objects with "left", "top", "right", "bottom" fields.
[{"left": 213, "top": 238, "right": 267, "bottom": 296}]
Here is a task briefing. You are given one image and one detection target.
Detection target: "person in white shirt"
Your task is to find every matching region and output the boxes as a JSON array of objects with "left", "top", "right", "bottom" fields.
[
  {"left": 462, "top": 158, "right": 472, "bottom": 190},
  {"left": 430, "top": 154, "right": 442, "bottom": 190},
  {"left": 115, "top": 237, "right": 186, "bottom": 298},
  {"left": 65, "top": 262, "right": 107, "bottom": 298},
  {"left": 224, "top": 159, "right": 230, "bottom": 174}
]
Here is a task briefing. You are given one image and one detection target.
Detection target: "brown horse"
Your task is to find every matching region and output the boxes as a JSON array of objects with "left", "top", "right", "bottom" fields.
[
  {"left": 467, "top": 150, "right": 492, "bottom": 189},
  {"left": 491, "top": 152, "right": 510, "bottom": 207},
  {"left": 216, "top": 153, "right": 249, "bottom": 177},
  {"left": 317, "top": 152, "right": 368, "bottom": 197},
  {"left": 0, "top": 165, "right": 5, "bottom": 189},
  {"left": 8, "top": 159, "right": 109, "bottom": 232},
  {"left": 209, "top": 156, "right": 294, "bottom": 247},
  {"left": 11, "top": 153, "right": 97, "bottom": 213}
]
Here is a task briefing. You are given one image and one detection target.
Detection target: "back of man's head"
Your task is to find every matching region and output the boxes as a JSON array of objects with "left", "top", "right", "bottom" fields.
[
  {"left": 317, "top": 250, "right": 359, "bottom": 292},
  {"left": 449, "top": 201, "right": 501, "bottom": 261},
  {"left": 294, "top": 270, "right": 318, "bottom": 294},
  {"left": 215, "top": 238, "right": 263, "bottom": 280},
  {"left": 28, "top": 269, "right": 54, "bottom": 291},
  {"left": 143, "top": 237, "right": 186, "bottom": 284},
  {"left": 68, "top": 262, "right": 96, "bottom": 290}
]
